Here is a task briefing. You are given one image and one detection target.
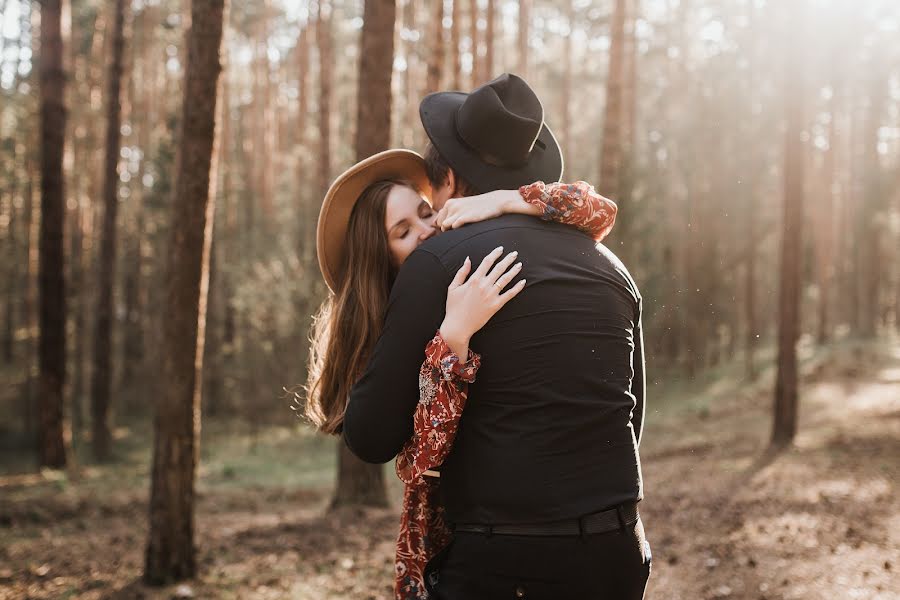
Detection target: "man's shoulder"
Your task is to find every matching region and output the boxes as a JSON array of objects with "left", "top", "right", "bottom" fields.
[
  {"left": 419, "top": 214, "right": 567, "bottom": 256},
  {"left": 595, "top": 243, "right": 642, "bottom": 301}
]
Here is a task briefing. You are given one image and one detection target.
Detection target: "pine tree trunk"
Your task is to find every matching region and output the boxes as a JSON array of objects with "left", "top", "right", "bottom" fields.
[
  {"left": 426, "top": 0, "right": 445, "bottom": 94},
  {"left": 485, "top": 0, "right": 495, "bottom": 79},
  {"left": 858, "top": 72, "right": 886, "bottom": 338},
  {"left": 468, "top": 0, "right": 479, "bottom": 86},
  {"left": 599, "top": 0, "right": 625, "bottom": 199},
  {"left": 2, "top": 148, "right": 17, "bottom": 365},
  {"left": 517, "top": 0, "right": 529, "bottom": 79},
  {"left": 144, "top": 0, "right": 226, "bottom": 584},
  {"left": 295, "top": 24, "right": 314, "bottom": 262},
  {"left": 816, "top": 86, "right": 839, "bottom": 344},
  {"left": 329, "top": 0, "right": 398, "bottom": 510},
  {"left": 561, "top": 0, "right": 574, "bottom": 165},
  {"left": 38, "top": 0, "right": 71, "bottom": 469},
  {"left": 772, "top": 0, "right": 805, "bottom": 448},
  {"left": 91, "top": 0, "right": 126, "bottom": 462},
  {"left": 450, "top": 0, "right": 461, "bottom": 89},
  {"left": 316, "top": 0, "right": 333, "bottom": 198},
  {"left": 331, "top": 443, "right": 387, "bottom": 509}
]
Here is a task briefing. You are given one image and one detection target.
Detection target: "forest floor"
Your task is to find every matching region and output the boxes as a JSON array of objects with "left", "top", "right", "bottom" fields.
[{"left": 1, "top": 338, "right": 898, "bottom": 600}]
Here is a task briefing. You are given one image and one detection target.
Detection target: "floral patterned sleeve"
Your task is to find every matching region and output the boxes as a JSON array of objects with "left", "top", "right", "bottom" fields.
[
  {"left": 394, "top": 331, "right": 481, "bottom": 600},
  {"left": 395, "top": 331, "right": 481, "bottom": 484},
  {"left": 519, "top": 180, "right": 618, "bottom": 242}
]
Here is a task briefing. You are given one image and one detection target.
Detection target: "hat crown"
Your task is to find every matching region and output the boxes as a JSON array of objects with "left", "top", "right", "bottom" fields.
[{"left": 455, "top": 73, "right": 546, "bottom": 168}]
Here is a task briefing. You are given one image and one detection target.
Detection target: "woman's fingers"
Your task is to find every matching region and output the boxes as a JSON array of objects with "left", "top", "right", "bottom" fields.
[
  {"left": 435, "top": 207, "right": 449, "bottom": 230},
  {"left": 486, "top": 250, "right": 519, "bottom": 285},
  {"left": 492, "top": 261, "right": 523, "bottom": 291},
  {"left": 498, "top": 279, "right": 527, "bottom": 305},
  {"left": 473, "top": 246, "right": 505, "bottom": 278},
  {"left": 449, "top": 257, "right": 471, "bottom": 290}
]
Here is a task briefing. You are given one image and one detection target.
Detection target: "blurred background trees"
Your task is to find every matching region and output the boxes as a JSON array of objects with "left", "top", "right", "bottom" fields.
[{"left": 1, "top": 0, "right": 898, "bottom": 490}]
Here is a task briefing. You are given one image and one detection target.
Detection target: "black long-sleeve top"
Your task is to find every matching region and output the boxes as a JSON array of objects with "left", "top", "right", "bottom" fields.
[{"left": 344, "top": 214, "right": 645, "bottom": 524}]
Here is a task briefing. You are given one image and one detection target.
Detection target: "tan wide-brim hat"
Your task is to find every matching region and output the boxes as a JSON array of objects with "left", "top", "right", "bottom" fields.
[{"left": 316, "top": 149, "right": 432, "bottom": 292}]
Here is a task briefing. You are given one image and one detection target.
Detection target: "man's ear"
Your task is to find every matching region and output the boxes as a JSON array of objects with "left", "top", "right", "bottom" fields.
[{"left": 446, "top": 169, "right": 460, "bottom": 198}]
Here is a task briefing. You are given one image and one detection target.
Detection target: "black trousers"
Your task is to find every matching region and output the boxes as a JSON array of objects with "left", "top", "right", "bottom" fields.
[{"left": 424, "top": 517, "right": 651, "bottom": 600}]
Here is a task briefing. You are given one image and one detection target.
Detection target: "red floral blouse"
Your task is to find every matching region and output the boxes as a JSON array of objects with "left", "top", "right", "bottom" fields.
[{"left": 393, "top": 181, "right": 618, "bottom": 600}]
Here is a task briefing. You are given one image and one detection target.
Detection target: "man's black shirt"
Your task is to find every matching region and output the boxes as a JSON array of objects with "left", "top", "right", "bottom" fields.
[{"left": 344, "top": 214, "right": 645, "bottom": 524}]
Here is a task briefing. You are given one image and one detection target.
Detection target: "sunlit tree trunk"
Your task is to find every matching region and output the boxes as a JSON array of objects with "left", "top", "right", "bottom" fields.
[
  {"left": 330, "top": 0, "right": 397, "bottom": 510},
  {"left": 38, "top": 0, "right": 71, "bottom": 469},
  {"left": 858, "top": 70, "right": 886, "bottom": 338},
  {"left": 144, "top": 0, "right": 226, "bottom": 583},
  {"left": 91, "top": 0, "right": 127, "bottom": 462},
  {"left": 561, "top": 0, "right": 573, "bottom": 164},
  {"left": 772, "top": 0, "right": 805, "bottom": 448},
  {"left": 295, "top": 24, "right": 314, "bottom": 262},
  {"left": 744, "top": 0, "right": 758, "bottom": 379},
  {"left": 450, "top": 0, "right": 461, "bottom": 89},
  {"left": 517, "top": 0, "right": 529, "bottom": 79},
  {"left": 426, "top": 0, "right": 445, "bottom": 94},
  {"left": 402, "top": 0, "right": 418, "bottom": 148},
  {"left": 599, "top": 0, "right": 625, "bottom": 199},
  {"left": 316, "top": 0, "right": 333, "bottom": 198},
  {"left": 815, "top": 84, "right": 840, "bottom": 345},
  {"left": 468, "top": 0, "right": 480, "bottom": 86},
  {"left": 485, "top": 0, "right": 495, "bottom": 80}
]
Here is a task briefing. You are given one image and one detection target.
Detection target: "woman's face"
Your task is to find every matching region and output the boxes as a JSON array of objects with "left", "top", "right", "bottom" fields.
[{"left": 384, "top": 184, "right": 437, "bottom": 266}]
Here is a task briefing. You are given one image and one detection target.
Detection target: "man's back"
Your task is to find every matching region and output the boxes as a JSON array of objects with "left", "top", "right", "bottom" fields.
[{"left": 418, "top": 214, "right": 645, "bottom": 524}]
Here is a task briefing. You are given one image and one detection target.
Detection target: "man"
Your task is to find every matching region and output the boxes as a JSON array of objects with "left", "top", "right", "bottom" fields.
[{"left": 343, "top": 74, "right": 650, "bottom": 599}]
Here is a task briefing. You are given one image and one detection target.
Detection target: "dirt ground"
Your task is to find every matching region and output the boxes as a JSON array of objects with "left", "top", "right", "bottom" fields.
[{"left": 1, "top": 340, "right": 898, "bottom": 599}]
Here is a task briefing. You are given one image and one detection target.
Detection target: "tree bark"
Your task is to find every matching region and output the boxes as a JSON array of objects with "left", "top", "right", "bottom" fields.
[
  {"left": 316, "top": 0, "right": 333, "bottom": 198},
  {"left": 468, "top": 0, "right": 479, "bottom": 86},
  {"left": 561, "top": 0, "right": 574, "bottom": 165},
  {"left": 772, "top": 0, "right": 805, "bottom": 448},
  {"left": 38, "top": 0, "right": 71, "bottom": 469},
  {"left": 329, "top": 0, "right": 398, "bottom": 510},
  {"left": 425, "top": 0, "right": 445, "bottom": 94},
  {"left": 485, "top": 0, "right": 495, "bottom": 80},
  {"left": 517, "top": 0, "right": 529, "bottom": 79},
  {"left": 450, "top": 0, "right": 461, "bottom": 89},
  {"left": 91, "top": 0, "right": 127, "bottom": 462},
  {"left": 144, "top": 0, "right": 226, "bottom": 584},
  {"left": 599, "top": 0, "right": 625, "bottom": 199},
  {"left": 858, "top": 70, "right": 886, "bottom": 338}
]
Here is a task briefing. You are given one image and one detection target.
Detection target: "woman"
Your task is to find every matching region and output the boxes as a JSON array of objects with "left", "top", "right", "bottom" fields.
[{"left": 304, "top": 149, "right": 617, "bottom": 599}]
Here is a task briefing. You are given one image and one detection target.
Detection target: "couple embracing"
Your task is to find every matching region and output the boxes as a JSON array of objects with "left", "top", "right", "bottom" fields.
[{"left": 305, "top": 73, "right": 651, "bottom": 600}]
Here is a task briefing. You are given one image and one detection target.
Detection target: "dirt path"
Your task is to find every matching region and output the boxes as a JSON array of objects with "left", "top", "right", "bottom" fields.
[{"left": 1, "top": 341, "right": 897, "bottom": 599}]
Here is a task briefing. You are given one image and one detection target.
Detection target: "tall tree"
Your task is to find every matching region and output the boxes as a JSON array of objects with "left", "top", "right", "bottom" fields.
[
  {"left": 468, "top": 0, "right": 480, "bottom": 86},
  {"left": 144, "top": 0, "right": 227, "bottom": 583},
  {"left": 330, "top": 0, "right": 398, "bottom": 510},
  {"left": 450, "top": 0, "right": 461, "bottom": 89},
  {"left": 517, "top": 0, "right": 529, "bottom": 79},
  {"left": 37, "top": 0, "right": 71, "bottom": 469},
  {"left": 91, "top": 0, "right": 127, "bottom": 462},
  {"left": 772, "top": 0, "right": 806, "bottom": 447},
  {"left": 316, "top": 0, "right": 333, "bottom": 198},
  {"left": 561, "top": 0, "right": 574, "bottom": 163},
  {"left": 599, "top": 0, "right": 625, "bottom": 198},
  {"left": 485, "top": 0, "right": 495, "bottom": 80},
  {"left": 426, "top": 0, "right": 445, "bottom": 94},
  {"left": 858, "top": 67, "right": 887, "bottom": 338}
]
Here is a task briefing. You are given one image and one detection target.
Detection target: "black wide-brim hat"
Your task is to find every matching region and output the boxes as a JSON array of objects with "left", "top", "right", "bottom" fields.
[{"left": 420, "top": 73, "right": 564, "bottom": 193}]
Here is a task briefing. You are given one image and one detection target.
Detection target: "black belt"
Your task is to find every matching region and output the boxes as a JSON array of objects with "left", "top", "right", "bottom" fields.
[{"left": 452, "top": 502, "right": 639, "bottom": 537}]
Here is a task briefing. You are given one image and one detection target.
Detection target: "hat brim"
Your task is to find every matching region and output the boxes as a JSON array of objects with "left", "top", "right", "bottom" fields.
[
  {"left": 419, "top": 91, "right": 564, "bottom": 193},
  {"left": 316, "top": 149, "right": 432, "bottom": 292}
]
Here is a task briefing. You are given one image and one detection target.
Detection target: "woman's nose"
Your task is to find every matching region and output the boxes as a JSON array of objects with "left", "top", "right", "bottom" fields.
[{"left": 418, "top": 222, "right": 437, "bottom": 242}]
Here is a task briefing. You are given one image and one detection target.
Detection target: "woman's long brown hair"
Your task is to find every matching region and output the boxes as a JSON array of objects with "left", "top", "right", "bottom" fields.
[{"left": 305, "top": 179, "right": 411, "bottom": 434}]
